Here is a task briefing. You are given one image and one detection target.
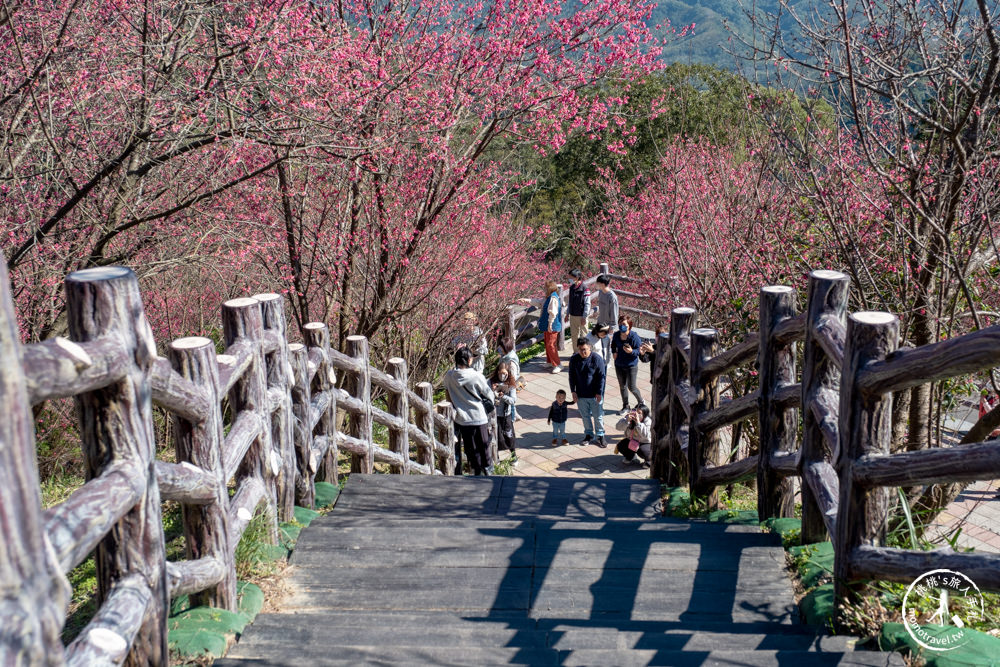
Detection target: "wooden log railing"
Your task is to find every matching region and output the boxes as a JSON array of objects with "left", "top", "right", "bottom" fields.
[
  {"left": 0, "top": 265, "right": 459, "bottom": 665},
  {"left": 504, "top": 262, "right": 670, "bottom": 352},
  {"left": 650, "top": 268, "right": 1000, "bottom": 618}
]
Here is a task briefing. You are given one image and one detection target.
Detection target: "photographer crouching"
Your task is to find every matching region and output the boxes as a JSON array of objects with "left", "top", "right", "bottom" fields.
[{"left": 615, "top": 404, "right": 652, "bottom": 468}]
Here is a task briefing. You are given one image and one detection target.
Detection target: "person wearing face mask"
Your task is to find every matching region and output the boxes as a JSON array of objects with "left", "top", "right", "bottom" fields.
[{"left": 610, "top": 315, "right": 644, "bottom": 416}]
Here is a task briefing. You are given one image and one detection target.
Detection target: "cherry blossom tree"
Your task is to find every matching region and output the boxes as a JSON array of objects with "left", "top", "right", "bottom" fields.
[{"left": 2, "top": 0, "right": 667, "bottom": 384}]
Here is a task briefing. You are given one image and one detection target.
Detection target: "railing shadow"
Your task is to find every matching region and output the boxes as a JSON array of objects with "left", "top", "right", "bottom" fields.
[{"left": 465, "top": 477, "right": 799, "bottom": 665}]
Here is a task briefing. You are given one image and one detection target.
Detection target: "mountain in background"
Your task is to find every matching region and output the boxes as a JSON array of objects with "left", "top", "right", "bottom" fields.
[{"left": 652, "top": 0, "right": 810, "bottom": 69}]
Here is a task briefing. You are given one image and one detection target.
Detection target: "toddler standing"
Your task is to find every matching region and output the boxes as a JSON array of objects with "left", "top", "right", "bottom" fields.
[{"left": 547, "top": 389, "right": 574, "bottom": 445}]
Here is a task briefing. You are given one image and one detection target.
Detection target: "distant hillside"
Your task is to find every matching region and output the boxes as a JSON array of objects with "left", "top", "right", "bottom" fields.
[{"left": 651, "top": 0, "right": 809, "bottom": 69}]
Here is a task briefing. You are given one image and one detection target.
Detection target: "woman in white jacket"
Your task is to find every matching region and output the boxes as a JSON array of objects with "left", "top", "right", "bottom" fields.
[{"left": 615, "top": 404, "right": 652, "bottom": 467}]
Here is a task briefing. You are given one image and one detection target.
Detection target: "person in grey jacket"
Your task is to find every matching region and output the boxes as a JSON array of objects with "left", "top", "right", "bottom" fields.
[
  {"left": 594, "top": 275, "right": 618, "bottom": 363},
  {"left": 442, "top": 347, "right": 495, "bottom": 475},
  {"left": 615, "top": 404, "right": 652, "bottom": 467}
]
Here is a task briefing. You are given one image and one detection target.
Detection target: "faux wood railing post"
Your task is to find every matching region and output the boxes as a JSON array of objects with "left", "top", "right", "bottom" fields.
[
  {"left": 387, "top": 358, "right": 411, "bottom": 475},
  {"left": 689, "top": 328, "right": 722, "bottom": 508},
  {"left": 255, "top": 293, "right": 296, "bottom": 522},
  {"left": 801, "top": 271, "right": 849, "bottom": 544},
  {"left": 304, "top": 322, "right": 338, "bottom": 485},
  {"left": 657, "top": 307, "right": 695, "bottom": 485},
  {"left": 65, "top": 267, "right": 168, "bottom": 665},
  {"left": 503, "top": 306, "right": 517, "bottom": 344},
  {"left": 346, "top": 335, "right": 374, "bottom": 473},
  {"left": 0, "top": 262, "right": 70, "bottom": 664},
  {"left": 288, "top": 344, "right": 316, "bottom": 508},
  {"left": 435, "top": 402, "right": 458, "bottom": 475},
  {"left": 834, "top": 312, "right": 898, "bottom": 606},
  {"left": 168, "top": 337, "right": 236, "bottom": 610},
  {"left": 650, "top": 329, "right": 671, "bottom": 479},
  {"left": 416, "top": 383, "right": 437, "bottom": 471},
  {"left": 222, "top": 297, "right": 279, "bottom": 544},
  {"left": 757, "top": 286, "right": 799, "bottom": 521}
]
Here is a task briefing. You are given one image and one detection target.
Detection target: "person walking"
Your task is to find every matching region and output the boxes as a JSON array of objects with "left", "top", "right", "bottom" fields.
[
  {"left": 594, "top": 275, "right": 618, "bottom": 364},
  {"left": 567, "top": 269, "right": 590, "bottom": 347},
  {"left": 491, "top": 360, "right": 518, "bottom": 459},
  {"left": 442, "top": 347, "right": 495, "bottom": 475},
  {"left": 611, "top": 315, "right": 644, "bottom": 415},
  {"left": 569, "top": 336, "right": 607, "bottom": 447},
  {"left": 539, "top": 280, "right": 563, "bottom": 373}
]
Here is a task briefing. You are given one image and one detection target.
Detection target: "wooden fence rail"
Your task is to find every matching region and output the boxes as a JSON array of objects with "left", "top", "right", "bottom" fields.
[
  {"left": 505, "top": 262, "right": 669, "bottom": 353},
  {"left": 0, "top": 265, "right": 457, "bottom": 665},
  {"left": 652, "top": 269, "right": 1000, "bottom": 613}
]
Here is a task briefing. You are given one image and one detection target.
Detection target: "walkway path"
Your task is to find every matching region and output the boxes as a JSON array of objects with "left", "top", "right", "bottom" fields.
[
  {"left": 510, "top": 348, "right": 1000, "bottom": 553},
  {"left": 218, "top": 475, "right": 901, "bottom": 666},
  {"left": 502, "top": 345, "right": 652, "bottom": 480}
]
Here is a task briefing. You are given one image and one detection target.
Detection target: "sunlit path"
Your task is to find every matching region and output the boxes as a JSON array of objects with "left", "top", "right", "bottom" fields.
[{"left": 500, "top": 347, "right": 653, "bottom": 479}]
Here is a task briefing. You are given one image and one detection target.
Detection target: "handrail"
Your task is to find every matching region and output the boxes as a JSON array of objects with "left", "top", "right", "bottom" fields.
[
  {"left": 0, "top": 263, "right": 459, "bottom": 664},
  {"left": 649, "top": 266, "right": 1000, "bottom": 627}
]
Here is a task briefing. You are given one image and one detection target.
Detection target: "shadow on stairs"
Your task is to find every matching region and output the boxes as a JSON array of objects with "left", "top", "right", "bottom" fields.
[{"left": 216, "top": 475, "right": 902, "bottom": 666}]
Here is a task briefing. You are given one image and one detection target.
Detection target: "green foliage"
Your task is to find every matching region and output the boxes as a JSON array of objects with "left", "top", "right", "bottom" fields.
[
  {"left": 662, "top": 481, "right": 761, "bottom": 521},
  {"left": 234, "top": 508, "right": 283, "bottom": 580},
  {"left": 61, "top": 557, "right": 98, "bottom": 644},
  {"left": 761, "top": 516, "right": 802, "bottom": 548},
  {"left": 492, "top": 455, "right": 517, "bottom": 476},
  {"left": 788, "top": 541, "right": 835, "bottom": 591},
  {"left": 517, "top": 340, "right": 546, "bottom": 364}
]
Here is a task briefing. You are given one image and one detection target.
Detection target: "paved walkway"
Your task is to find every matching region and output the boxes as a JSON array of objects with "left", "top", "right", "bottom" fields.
[
  {"left": 506, "top": 348, "right": 1000, "bottom": 553},
  {"left": 502, "top": 345, "right": 652, "bottom": 480}
]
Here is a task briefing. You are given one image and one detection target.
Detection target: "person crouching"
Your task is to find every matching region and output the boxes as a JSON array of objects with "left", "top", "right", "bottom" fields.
[{"left": 616, "top": 404, "right": 652, "bottom": 468}]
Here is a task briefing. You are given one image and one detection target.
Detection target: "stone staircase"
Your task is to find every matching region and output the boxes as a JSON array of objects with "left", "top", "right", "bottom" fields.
[{"left": 217, "top": 476, "right": 902, "bottom": 666}]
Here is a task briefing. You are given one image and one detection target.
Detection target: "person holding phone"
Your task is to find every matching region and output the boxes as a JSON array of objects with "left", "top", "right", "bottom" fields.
[
  {"left": 610, "top": 315, "right": 643, "bottom": 415},
  {"left": 615, "top": 404, "right": 652, "bottom": 467}
]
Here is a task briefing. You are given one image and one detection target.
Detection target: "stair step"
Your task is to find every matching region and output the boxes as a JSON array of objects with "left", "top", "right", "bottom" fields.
[
  {"left": 222, "top": 611, "right": 862, "bottom": 652},
  {"left": 218, "top": 476, "right": 901, "bottom": 665},
  {"left": 218, "top": 647, "right": 904, "bottom": 666}
]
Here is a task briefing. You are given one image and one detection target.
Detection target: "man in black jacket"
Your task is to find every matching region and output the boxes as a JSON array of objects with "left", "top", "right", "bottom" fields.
[
  {"left": 567, "top": 269, "right": 591, "bottom": 349},
  {"left": 569, "top": 337, "right": 607, "bottom": 447}
]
